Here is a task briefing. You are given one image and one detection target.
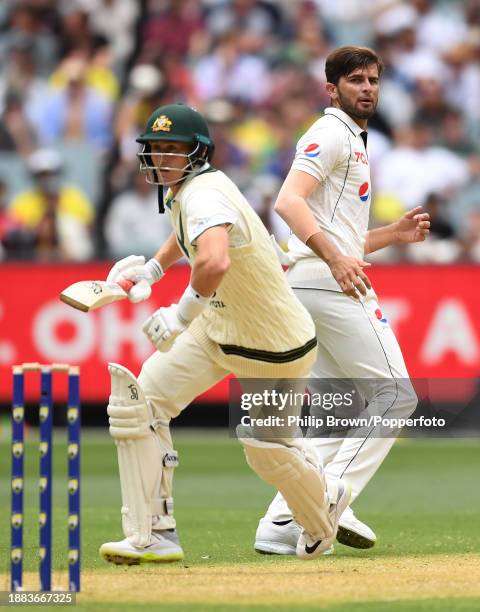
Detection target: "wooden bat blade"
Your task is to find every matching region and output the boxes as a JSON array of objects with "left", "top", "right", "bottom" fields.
[{"left": 60, "top": 280, "right": 132, "bottom": 312}]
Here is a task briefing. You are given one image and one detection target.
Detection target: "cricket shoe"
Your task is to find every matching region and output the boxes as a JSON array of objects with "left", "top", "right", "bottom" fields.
[
  {"left": 337, "top": 506, "right": 376, "bottom": 549},
  {"left": 296, "top": 481, "right": 351, "bottom": 560},
  {"left": 254, "top": 518, "right": 333, "bottom": 556},
  {"left": 99, "top": 529, "right": 184, "bottom": 565}
]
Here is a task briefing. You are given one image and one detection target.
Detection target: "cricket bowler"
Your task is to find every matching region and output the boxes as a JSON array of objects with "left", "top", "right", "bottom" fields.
[
  {"left": 254, "top": 46, "right": 430, "bottom": 555},
  {"left": 99, "top": 103, "right": 350, "bottom": 564}
]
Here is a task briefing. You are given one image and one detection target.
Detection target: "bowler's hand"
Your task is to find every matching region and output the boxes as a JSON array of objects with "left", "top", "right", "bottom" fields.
[
  {"left": 394, "top": 207, "right": 430, "bottom": 244},
  {"left": 328, "top": 254, "right": 371, "bottom": 299},
  {"left": 142, "top": 305, "right": 186, "bottom": 352}
]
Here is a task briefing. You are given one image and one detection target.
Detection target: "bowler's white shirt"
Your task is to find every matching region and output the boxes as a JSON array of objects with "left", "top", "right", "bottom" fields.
[{"left": 288, "top": 107, "right": 372, "bottom": 274}]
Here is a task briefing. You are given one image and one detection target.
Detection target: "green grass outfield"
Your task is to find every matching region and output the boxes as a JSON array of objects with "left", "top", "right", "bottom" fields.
[{"left": 0, "top": 429, "right": 479, "bottom": 610}]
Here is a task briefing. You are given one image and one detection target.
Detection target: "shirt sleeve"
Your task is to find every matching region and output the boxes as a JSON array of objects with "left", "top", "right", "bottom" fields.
[
  {"left": 183, "top": 187, "right": 238, "bottom": 245},
  {"left": 291, "top": 125, "right": 343, "bottom": 183}
]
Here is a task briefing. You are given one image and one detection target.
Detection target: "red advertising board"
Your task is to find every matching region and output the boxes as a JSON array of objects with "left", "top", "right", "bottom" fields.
[{"left": 0, "top": 263, "right": 479, "bottom": 402}]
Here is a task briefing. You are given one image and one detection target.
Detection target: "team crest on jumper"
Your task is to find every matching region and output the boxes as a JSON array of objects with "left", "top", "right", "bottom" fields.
[{"left": 152, "top": 115, "right": 172, "bottom": 132}]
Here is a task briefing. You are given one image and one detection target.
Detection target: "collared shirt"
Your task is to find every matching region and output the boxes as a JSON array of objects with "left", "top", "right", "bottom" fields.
[
  {"left": 163, "top": 169, "right": 249, "bottom": 253},
  {"left": 288, "top": 107, "right": 371, "bottom": 269}
]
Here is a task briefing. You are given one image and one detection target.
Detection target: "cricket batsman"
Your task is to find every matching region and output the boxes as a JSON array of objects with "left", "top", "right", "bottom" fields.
[
  {"left": 254, "top": 46, "right": 430, "bottom": 555},
  {"left": 99, "top": 103, "right": 350, "bottom": 564}
]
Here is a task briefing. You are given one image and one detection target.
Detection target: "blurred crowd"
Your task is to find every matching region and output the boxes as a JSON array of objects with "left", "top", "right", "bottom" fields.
[{"left": 0, "top": 0, "right": 479, "bottom": 264}]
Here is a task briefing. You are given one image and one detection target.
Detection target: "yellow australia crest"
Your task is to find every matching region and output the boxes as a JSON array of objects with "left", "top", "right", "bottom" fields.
[{"left": 151, "top": 115, "right": 172, "bottom": 132}]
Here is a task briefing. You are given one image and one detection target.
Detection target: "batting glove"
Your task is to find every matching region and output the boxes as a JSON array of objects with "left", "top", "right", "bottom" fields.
[
  {"left": 106, "top": 255, "right": 164, "bottom": 303},
  {"left": 142, "top": 284, "right": 210, "bottom": 351}
]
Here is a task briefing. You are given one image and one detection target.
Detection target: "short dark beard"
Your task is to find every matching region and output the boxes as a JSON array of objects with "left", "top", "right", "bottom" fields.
[{"left": 337, "top": 89, "right": 377, "bottom": 121}]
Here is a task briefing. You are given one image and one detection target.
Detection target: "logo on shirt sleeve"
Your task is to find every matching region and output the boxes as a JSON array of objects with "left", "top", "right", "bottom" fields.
[
  {"left": 358, "top": 182, "right": 370, "bottom": 202},
  {"left": 304, "top": 143, "right": 321, "bottom": 158}
]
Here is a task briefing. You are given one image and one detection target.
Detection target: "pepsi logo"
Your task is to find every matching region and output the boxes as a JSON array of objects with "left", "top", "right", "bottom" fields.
[
  {"left": 304, "top": 143, "right": 321, "bottom": 158},
  {"left": 359, "top": 182, "right": 369, "bottom": 202}
]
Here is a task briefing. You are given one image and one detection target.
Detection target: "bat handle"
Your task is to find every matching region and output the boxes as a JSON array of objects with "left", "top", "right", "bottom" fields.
[{"left": 117, "top": 278, "right": 134, "bottom": 292}]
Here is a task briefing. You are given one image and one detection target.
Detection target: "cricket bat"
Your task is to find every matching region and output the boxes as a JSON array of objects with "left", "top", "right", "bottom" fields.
[{"left": 60, "top": 278, "right": 134, "bottom": 312}]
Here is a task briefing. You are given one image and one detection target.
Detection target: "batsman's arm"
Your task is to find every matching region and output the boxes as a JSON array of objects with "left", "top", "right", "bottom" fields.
[
  {"left": 142, "top": 225, "right": 231, "bottom": 349},
  {"left": 190, "top": 225, "right": 231, "bottom": 297},
  {"left": 275, "top": 169, "right": 371, "bottom": 298},
  {"left": 154, "top": 231, "right": 184, "bottom": 271}
]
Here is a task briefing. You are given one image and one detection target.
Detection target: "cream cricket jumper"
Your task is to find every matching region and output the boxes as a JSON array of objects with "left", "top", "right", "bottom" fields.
[{"left": 165, "top": 169, "right": 317, "bottom": 378}]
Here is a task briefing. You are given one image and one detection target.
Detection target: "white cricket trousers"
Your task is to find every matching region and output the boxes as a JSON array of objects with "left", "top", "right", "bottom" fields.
[
  {"left": 138, "top": 329, "right": 318, "bottom": 530},
  {"left": 265, "top": 283, "right": 417, "bottom": 522}
]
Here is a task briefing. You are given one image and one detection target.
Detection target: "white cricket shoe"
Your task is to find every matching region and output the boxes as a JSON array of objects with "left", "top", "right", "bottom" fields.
[
  {"left": 296, "top": 481, "right": 351, "bottom": 560},
  {"left": 99, "top": 529, "right": 184, "bottom": 565},
  {"left": 337, "top": 506, "right": 376, "bottom": 549},
  {"left": 254, "top": 518, "right": 333, "bottom": 555}
]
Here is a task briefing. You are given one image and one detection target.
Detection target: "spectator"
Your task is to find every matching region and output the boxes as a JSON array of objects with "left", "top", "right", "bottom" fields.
[
  {"left": 0, "top": 93, "right": 37, "bottom": 157},
  {"left": 104, "top": 171, "right": 172, "bottom": 258},
  {"left": 443, "top": 37, "right": 480, "bottom": 144},
  {"left": 75, "top": 0, "right": 139, "bottom": 76},
  {"left": 0, "top": 3, "right": 58, "bottom": 77},
  {"left": 244, "top": 173, "right": 290, "bottom": 240},
  {"left": 205, "top": 0, "right": 284, "bottom": 53},
  {"left": 0, "top": 34, "right": 49, "bottom": 117},
  {"left": 0, "top": 0, "right": 479, "bottom": 262},
  {"left": 462, "top": 209, "right": 480, "bottom": 261},
  {"left": 193, "top": 29, "right": 271, "bottom": 105},
  {"left": 29, "top": 54, "right": 113, "bottom": 154},
  {"left": 375, "top": 119, "right": 469, "bottom": 210},
  {"left": 0, "top": 178, "right": 32, "bottom": 260},
  {"left": 413, "top": 0, "right": 467, "bottom": 53},
  {"left": 315, "top": 0, "right": 378, "bottom": 48},
  {"left": 376, "top": 3, "right": 448, "bottom": 87},
  {"left": 452, "top": 174, "right": 480, "bottom": 236},
  {"left": 141, "top": 0, "right": 206, "bottom": 60},
  {"left": 437, "top": 108, "right": 477, "bottom": 156},
  {"left": 57, "top": 7, "right": 97, "bottom": 58},
  {"left": 9, "top": 148, "right": 94, "bottom": 261},
  {"left": 49, "top": 43, "right": 120, "bottom": 103},
  {"left": 114, "top": 63, "right": 166, "bottom": 170}
]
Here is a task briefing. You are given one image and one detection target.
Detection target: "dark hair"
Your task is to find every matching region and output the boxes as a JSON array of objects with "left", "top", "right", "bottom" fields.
[{"left": 325, "top": 46, "right": 384, "bottom": 85}]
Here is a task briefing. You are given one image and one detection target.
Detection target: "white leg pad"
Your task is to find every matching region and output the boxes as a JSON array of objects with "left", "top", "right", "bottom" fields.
[
  {"left": 240, "top": 437, "right": 333, "bottom": 540},
  {"left": 107, "top": 363, "right": 178, "bottom": 547}
]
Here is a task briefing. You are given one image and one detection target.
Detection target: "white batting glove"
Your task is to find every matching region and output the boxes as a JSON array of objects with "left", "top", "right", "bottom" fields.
[
  {"left": 106, "top": 255, "right": 164, "bottom": 303},
  {"left": 142, "top": 284, "right": 211, "bottom": 351},
  {"left": 270, "top": 235, "right": 296, "bottom": 266},
  {"left": 142, "top": 305, "right": 186, "bottom": 352}
]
